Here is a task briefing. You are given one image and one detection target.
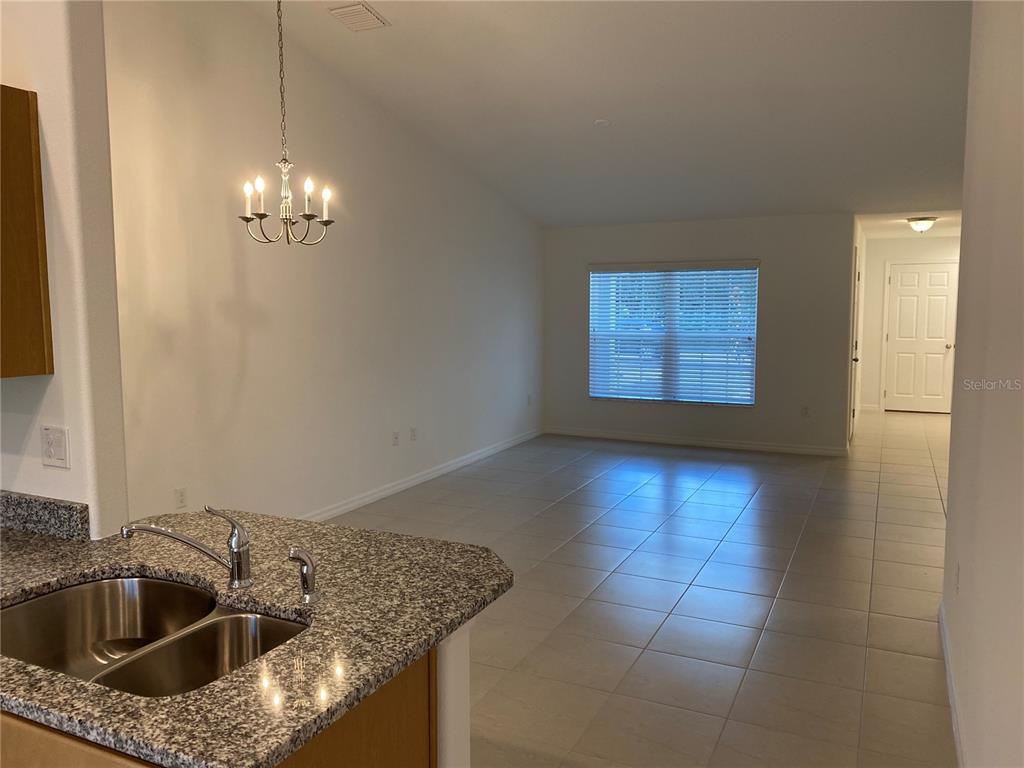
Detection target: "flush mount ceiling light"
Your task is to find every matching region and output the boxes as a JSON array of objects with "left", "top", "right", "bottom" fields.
[
  {"left": 239, "top": 0, "right": 333, "bottom": 246},
  {"left": 593, "top": 118, "right": 611, "bottom": 128},
  {"left": 907, "top": 216, "right": 938, "bottom": 233}
]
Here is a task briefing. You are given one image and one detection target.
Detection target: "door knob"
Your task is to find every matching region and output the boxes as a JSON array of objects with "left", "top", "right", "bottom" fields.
[{"left": 945, "top": 344, "right": 952, "bottom": 350}]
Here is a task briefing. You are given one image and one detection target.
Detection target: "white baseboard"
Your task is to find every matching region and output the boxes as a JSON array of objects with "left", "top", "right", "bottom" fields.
[
  {"left": 938, "top": 602, "right": 965, "bottom": 767},
  {"left": 299, "top": 429, "right": 542, "bottom": 522},
  {"left": 543, "top": 425, "right": 847, "bottom": 457}
]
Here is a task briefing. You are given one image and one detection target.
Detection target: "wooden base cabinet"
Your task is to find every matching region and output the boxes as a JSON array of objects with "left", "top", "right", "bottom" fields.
[
  {"left": 0, "top": 649, "right": 437, "bottom": 768},
  {"left": 281, "top": 649, "right": 437, "bottom": 768}
]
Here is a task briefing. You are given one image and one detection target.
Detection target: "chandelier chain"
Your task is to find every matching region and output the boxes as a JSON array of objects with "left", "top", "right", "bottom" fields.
[{"left": 277, "top": 0, "right": 287, "bottom": 160}]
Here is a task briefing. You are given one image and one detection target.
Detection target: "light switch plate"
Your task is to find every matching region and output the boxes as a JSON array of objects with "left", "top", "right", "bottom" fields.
[{"left": 41, "top": 425, "right": 69, "bottom": 469}]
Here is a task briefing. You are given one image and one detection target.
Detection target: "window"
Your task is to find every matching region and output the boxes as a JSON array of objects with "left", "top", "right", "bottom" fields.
[{"left": 589, "top": 265, "right": 759, "bottom": 405}]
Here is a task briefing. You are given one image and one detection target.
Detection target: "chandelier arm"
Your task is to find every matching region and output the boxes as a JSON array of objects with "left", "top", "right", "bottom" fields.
[
  {"left": 244, "top": 219, "right": 272, "bottom": 244},
  {"left": 257, "top": 216, "right": 284, "bottom": 243},
  {"left": 292, "top": 216, "right": 313, "bottom": 244},
  {"left": 296, "top": 223, "right": 330, "bottom": 247},
  {"left": 282, "top": 217, "right": 301, "bottom": 245}
]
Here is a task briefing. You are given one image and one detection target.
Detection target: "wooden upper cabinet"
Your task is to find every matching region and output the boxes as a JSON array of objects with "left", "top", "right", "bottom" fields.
[{"left": 2, "top": 84, "right": 54, "bottom": 378}]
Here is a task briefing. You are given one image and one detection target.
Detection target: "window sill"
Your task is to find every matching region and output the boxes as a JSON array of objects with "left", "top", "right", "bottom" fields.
[{"left": 588, "top": 395, "right": 756, "bottom": 408}]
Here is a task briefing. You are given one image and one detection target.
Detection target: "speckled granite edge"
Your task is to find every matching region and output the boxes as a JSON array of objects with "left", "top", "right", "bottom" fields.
[
  {"left": 0, "top": 490, "right": 89, "bottom": 541},
  {"left": 0, "top": 511, "right": 513, "bottom": 768}
]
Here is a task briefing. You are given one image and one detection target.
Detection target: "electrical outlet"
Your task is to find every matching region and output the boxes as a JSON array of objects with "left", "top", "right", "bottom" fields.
[
  {"left": 410, "top": 427, "right": 417, "bottom": 442},
  {"left": 391, "top": 431, "right": 400, "bottom": 447},
  {"left": 173, "top": 487, "right": 188, "bottom": 510},
  {"left": 41, "top": 426, "right": 69, "bottom": 469}
]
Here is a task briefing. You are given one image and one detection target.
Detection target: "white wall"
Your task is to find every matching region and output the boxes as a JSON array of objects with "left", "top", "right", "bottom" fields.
[
  {"left": 942, "top": 3, "right": 1023, "bottom": 766},
  {"left": 102, "top": 2, "right": 542, "bottom": 521},
  {"left": 859, "top": 236, "right": 960, "bottom": 409},
  {"left": 0, "top": 1, "right": 129, "bottom": 538},
  {"left": 543, "top": 214, "right": 855, "bottom": 455}
]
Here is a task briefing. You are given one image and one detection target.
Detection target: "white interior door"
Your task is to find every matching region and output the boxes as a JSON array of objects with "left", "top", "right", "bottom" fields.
[{"left": 884, "top": 262, "right": 959, "bottom": 413}]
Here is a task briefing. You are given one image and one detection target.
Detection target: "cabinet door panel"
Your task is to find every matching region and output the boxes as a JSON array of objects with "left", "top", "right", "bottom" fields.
[
  {"left": 282, "top": 649, "right": 437, "bottom": 768},
  {"left": 1, "top": 84, "right": 54, "bottom": 378}
]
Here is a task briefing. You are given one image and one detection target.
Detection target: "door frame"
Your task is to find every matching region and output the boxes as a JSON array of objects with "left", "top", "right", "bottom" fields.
[
  {"left": 880, "top": 259, "right": 959, "bottom": 412},
  {"left": 848, "top": 244, "right": 864, "bottom": 442}
]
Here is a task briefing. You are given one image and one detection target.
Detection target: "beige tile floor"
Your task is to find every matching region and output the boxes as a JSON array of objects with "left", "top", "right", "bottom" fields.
[{"left": 331, "top": 411, "right": 956, "bottom": 767}]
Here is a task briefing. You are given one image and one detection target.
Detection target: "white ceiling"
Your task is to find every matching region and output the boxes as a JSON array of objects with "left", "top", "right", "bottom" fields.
[{"left": 270, "top": 1, "right": 972, "bottom": 226}]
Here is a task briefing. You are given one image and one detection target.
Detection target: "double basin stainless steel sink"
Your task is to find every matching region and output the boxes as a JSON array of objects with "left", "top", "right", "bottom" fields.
[{"left": 0, "top": 578, "right": 306, "bottom": 697}]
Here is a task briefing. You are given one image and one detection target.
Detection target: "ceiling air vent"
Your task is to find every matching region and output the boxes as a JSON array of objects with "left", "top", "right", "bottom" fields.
[{"left": 329, "top": 3, "right": 390, "bottom": 31}]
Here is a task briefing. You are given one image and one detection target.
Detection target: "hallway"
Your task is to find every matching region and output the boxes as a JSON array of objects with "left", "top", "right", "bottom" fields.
[{"left": 334, "top": 412, "right": 954, "bottom": 766}]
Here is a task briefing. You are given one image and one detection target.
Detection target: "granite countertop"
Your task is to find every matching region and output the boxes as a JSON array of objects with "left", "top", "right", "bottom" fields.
[{"left": 0, "top": 511, "right": 513, "bottom": 768}]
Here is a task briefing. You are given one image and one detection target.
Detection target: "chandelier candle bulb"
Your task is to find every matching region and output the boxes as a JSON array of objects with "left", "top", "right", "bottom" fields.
[
  {"left": 243, "top": 181, "right": 253, "bottom": 217},
  {"left": 304, "top": 177, "right": 314, "bottom": 214},
  {"left": 322, "top": 187, "right": 331, "bottom": 220},
  {"left": 254, "top": 176, "right": 266, "bottom": 214}
]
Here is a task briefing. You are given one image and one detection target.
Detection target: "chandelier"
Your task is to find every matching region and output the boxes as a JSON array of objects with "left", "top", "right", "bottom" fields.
[{"left": 239, "top": 0, "right": 332, "bottom": 245}]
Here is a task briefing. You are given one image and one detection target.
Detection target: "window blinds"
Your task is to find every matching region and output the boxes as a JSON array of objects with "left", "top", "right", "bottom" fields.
[{"left": 589, "top": 266, "right": 759, "bottom": 406}]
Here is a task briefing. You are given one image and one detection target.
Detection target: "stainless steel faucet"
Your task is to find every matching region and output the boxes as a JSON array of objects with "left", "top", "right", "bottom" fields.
[
  {"left": 121, "top": 506, "right": 253, "bottom": 590},
  {"left": 287, "top": 547, "right": 319, "bottom": 604}
]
